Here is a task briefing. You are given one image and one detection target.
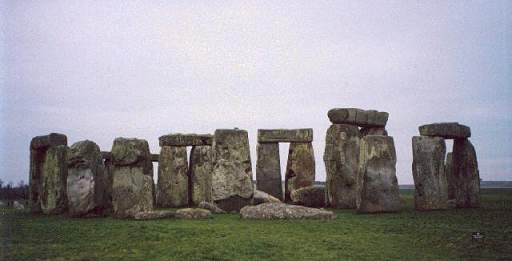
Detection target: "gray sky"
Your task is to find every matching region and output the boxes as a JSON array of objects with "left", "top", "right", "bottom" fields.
[{"left": 1, "top": 1, "right": 511, "bottom": 185}]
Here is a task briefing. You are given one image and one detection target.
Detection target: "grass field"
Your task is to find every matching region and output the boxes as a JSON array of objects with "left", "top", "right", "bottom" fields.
[{"left": 2, "top": 189, "right": 512, "bottom": 260}]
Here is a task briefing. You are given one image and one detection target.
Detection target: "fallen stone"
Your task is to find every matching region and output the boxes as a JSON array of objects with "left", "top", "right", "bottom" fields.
[
  {"left": 360, "top": 127, "right": 388, "bottom": 136},
  {"left": 252, "top": 190, "right": 281, "bottom": 205},
  {"left": 133, "top": 210, "right": 176, "bottom": 220},
  {"left": 412, "top": 136, "right": 448, "bottom": 210},
  {"left": 419, "top": 122, "right": 471, "bottom": 139},
  {"left": 328, "top": 108, "right": 389, "bottom": 127},
  {"left": 190, "top": 145, "right": 213, "bottom": 206},
  {"left": 211, "top": 129, "right": 254, "bottom": 211},
  {"left": 324, "top": 124, "right": 360, "bottom": 209},
  {"left": 285, "top": 142, "right": 315, "bottom": 202},
  {"left": 41, "top": 145, "right": 68, "bottom": 215},
  {"left": 198, "top": 201, "right": 225, "bottom": 214},
  {"left": 159, "top": 133, "right": 213, "bottom": 147},
  {"left": 176, "top": 208, "right": 212, "bottom": 219},
  {"left": 157, "top": 146, "right": 188, "bottom": 208},
  {"left": 290, "top": 186, "right": 326, "bottom": 208},
  {"left": 240, "top": 203, "right": 335, "bottom": 220},
  {"left": 357, "top": 135, "right": 401, "bottom": 213},
  {"left": 255, "top": 142, "right": 282, "bottom": 200},
  {"left": 452, "top": 139, "right": 480, "bottom": 208},
  {"left": 257, "top": 129, "right": 313, "bottom": 143}
]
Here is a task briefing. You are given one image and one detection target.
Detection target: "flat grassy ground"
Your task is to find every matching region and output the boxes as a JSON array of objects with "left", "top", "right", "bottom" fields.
[{"left": 2, "top": 189, "right": 512, "bottom": 261}]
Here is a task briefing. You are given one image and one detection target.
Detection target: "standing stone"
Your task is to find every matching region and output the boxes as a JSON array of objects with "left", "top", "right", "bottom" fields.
[
  {"left": 211, "top": 129, "right": 254, "bottom": 212},
  {"left": 190, "top": 145, "right": 213, "bottom": 205},
  {"left": 452, "top": 139, "right": 480, "bottom": 208},
  {"left": 324, "top": 124, "right": 360, "bottom": 208},
  {"left": 256, "top": 142, "right": 282, "bottom": 200},
  {"left": 445, "top": 152, "right": 455, "bottom": 199},
  {"left": 357, "top": 135, "right": 401, "bottom": 213},
  {"left": 157, "top": 146, "right": 188, "bottom": 208},
  {"left": 41, "top": 145, "right": 68, "bottom": 214},
  {"left": 285, "top": 142, "right": 315, "bottom": 202},
  {"left": 412, "top": 136, "right": 448, "bottom": 210},
  {"left": 102, "top": 151, "right": 113, "bottom": 210},
  {"left": 67, "top": 140, "right": 108, "bottom": 216},
  {"left": 111, "top": 138, "right": 154, "bottom": 218}
]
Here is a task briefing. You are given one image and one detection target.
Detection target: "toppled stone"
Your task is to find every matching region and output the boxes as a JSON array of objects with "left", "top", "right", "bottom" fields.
[
  {"left": 159, "top": 133, "right": 213, "bottom": 147},
  {"left": 290, "top": 186, "right": 326, "bottom": 208},
  {"left": 41, "top": 145, "right": 68, "bottom": 215},
  {"left": 357, "top": 135, "right": 401, "bottom": 213},
  {"left": 176, "top": 208, "right": 212, "bottom": 219},
  {"left": 255, "top": 143, "right": 282, "bottom": 200},
  {"left": 285, "top": 142, "right": 315, "bottom": 202},
  {"left": 360, "top": 127, "right": 388, "bottom": 136},
  {"left": 240, "top": 203, "right": 335, "bottom": 220},
  {"left": 157, "top": 146, "right": 188, "bottom": 208},
  {"left": 198, "top": 201, "right": 225, "bottom": 214},
  {"left": 133, "top": 210, "right": 176, "bottom": 220},
  {"left": 211, "top": 129, "right": 254, "bottom": 212},
  {"left": 328, "top": 108, "right": 389, "bottom": 127},
  {"left": 257, "top": 129, "right": 313, "bottom": 143},
  {"left": 412, "top": 136, "right": 448, "bottom": 210},
  {"left": 190, "top": 145, "right": 213, "bottom": 206},
  {"left": 419, "top": 122, "right": 471, "bottom": 139},
  {"left": 452, "top": 139, "right": 480, "bottom": 208},
  {"left": 324, "top": 124, "right": 360, "bottom": 209},
  {"left": 252, "top": 190, "right": 281, "bottom": 205}
]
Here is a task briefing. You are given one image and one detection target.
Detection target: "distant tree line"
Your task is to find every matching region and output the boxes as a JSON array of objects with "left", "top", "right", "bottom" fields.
[{"left": 0, "top": 179, "right": 29, "bottom": 205}]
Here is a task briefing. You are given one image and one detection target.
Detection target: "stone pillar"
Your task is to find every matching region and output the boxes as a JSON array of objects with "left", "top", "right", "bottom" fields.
[
  {"left": 211, "top": 129, "right": 254, "bottom": 212},
  {"left": 445, "top": 152, "right": 454, "bottom": 199},
  {"left": 102, "top": 151, "right": 113, "bottom": 210},
  {"left": 256, "top": 142, "right": 282, "bottom": 200},
  {"left": 189, "top": 145, "right": 213, "bottom": 205},
  {"left": 111, "top": 138, "right": 154, "bottom": 218},
  {"left": 157, "top": 146, "right": 188, "bottom": 208},
  {"left": 324, "top": 124, "right": 360, "bottom": 208},
  {"left": 452, "top": 139, "right": 480, "bottom": 208},
  {"left": 285, "top": 142, "right": 315, "bottom": 202},
  {"left": 41, "top": 145, "right": 68, "bottom": 214},
  {"left": 357, "top": 135, "right": 400, "bottom": 213},
  {"left": 67, "top": 140, "right": 108, "bottom": 216},
  {"left": 412, "top": 136, "right": 448, "bottom": 210}
]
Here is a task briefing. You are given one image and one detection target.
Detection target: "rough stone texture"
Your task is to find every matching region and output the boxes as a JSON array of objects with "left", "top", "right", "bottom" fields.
[
  {"left": 452, "top": 139, "right": 480, "bottom": 208},
  {"left": 412, "top": 136, "right": 448, "bottom": 210},
  {"left": 150, "top": 154, "right": 159, "bottom": 162},
  {"left": 285, "top": 142, "right": 315, "bottom": 202},
  {"left": 67, "top": 140, "right": 109, "bottom": 217},
  {"left": 111, "top": 138, "right": 154, "bottom": 218},
  {"left": 357, "top": 135, "right": 401, "bottom": 213},
  {"left": 176, "top": 208, "right": 212, "bottom": 219},
  {"left": 328, "top": 108, "right": 389, "bottom": 127},
  {"left": 190, "top": 145, "right": 213, "bottom": 206},
  {"left": 14, "top": 201, "right": 25, "bottom": 210},
  {"left": 290, "top": 186, "right": 326, "bottom": 208},
  {"left": 240, "top": 203, "right": 335, "bottom": 220},
  {"left": 257, "top": 129, "right": 313, "bottom": 143},
  {"left": 41, "top": 145, "right": 68, "bottom": 214},
  {"left": 252, "top": 190, "right": 281, "bottom": 205},
  {"left": 211, "top": 129, "right": 254, "bottom": 212},
  {"left": 445, "top": 152, "right": 455, "bottom": 199},
  {"left": 198, "top": 201, "right": 225, "bottom": 214},
  {"left": 255, "top": 143, "right": 282, "bottom": 200},
  {"left": 159, "top": 133, "right": 213, "bottom": 147},
  {"left": 360, "top": 127, "right": 388, "bottom": 136},
  {"left": 133, "top": 210, "right": 176, "bottom": 220},
  {"left": 324, "top": 124, "right": 360, "bottom": 209},
  {"left": 30, "top": 133, "right": 67, "bottom": 150},
  {"left": 419, "top": 122, "right": 471, "bottom": 139},
  {"left": 157, "top": 146, "right": 188, "bottom": 208}
]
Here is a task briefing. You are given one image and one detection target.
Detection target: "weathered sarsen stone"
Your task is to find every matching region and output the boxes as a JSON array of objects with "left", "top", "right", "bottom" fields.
[
  {"left": 452, "top": 139, "right": 480, "bottom": 208},
  {"left": 240, "top": 203, "right": 335, "bottom": 220},
  {"left": 159, "top": 133, "right": 213, "bottom": 147},
  {"left": 328, "top": 108, "right": 389, "bottom": 127},
  {"left": 257, "top": 129, "right": 313, "bottom": 143},
  {"left": 211, "top": 129, "right": 254, "bottom": 211},
  {"left": 41, "top": 145, "right": 68, "bottom": 214},
  {"left": 419, "top": 122, "right": 471, "bottom": 139},
  {"left": 357, "top": 135, "right": 401, "bottom": 213},
  {"left": 324, "top": 124, "right": 360, "bottom": 208},
  {"left": 157, "top": 146, "right": 188, "bottom": 208},
  {"left": 176, "top": 208, "right": 212, "bottom": 219},
  {"left": 252, "top": 190, "right": 281, "bottom": 205},
  {"left": 190, "top": 145, "right": 213, "bottom": 205},
  {"left": 111, "top": 138, "right": 154, "bottom": 218},
  {"left": 256, "top": 142, "right": 282, "bottom": 200},
  {"left": 412, "top": 136, "right": 448, "bottom": 210},
  {"left": 290, "top": 186, "right": 326, "bottom": 208},
  {"left": 285, "top": 142, "right": 315, "bottom": 202},
  {"left": 360, "top": 127, "right": 388, "bottom": 136},
  {"left": 67, "top": 140, "right": 109, "bottom": 216},
  {"left": 445, "top": 152, "right": 455, "bottom": 199}
]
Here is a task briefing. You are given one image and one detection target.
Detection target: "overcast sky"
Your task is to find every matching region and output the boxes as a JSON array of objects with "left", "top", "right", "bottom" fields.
[{"left": 1, "top": 1, "right": 511, "bottom": 185}]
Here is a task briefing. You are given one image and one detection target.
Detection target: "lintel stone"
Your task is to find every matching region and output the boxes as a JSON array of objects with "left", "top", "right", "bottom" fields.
[
  {"left": 257, "top": 129, "right": 313, "bottom": 143},
  {"left": 159, "top": 133, "right": 213, "bottom": 147}
]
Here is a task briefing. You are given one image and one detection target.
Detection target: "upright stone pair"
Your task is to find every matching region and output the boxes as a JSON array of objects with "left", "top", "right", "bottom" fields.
[
  {"left": 255, "top": 129, "right": 315, "bottom": 202},
  {"left": 157, "top": 134, "right": 213, "bottom": 208}
]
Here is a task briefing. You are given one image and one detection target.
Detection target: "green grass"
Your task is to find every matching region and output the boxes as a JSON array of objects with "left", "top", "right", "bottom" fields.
[{"left": 2, "top": 189, "right": 512, "bottom": 261}]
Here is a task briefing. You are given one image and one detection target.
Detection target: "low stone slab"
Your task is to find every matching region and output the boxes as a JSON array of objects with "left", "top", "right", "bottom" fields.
[
  {"left": 198, "top": 201, "right": 225, "bottom": 214},
  {"left": 290, "top": 186, "right": 326, "bottom": 208},
  {"left": 328, "top": 108, "right": 389, "bottom": 127},
  {"left": 257, "top": 129, "right": 313, "bottom": 143},
  {"left": 419, "top": 122, "right": 471, "bottom": 139},
  {"left": 240, "top": 203, "right": 335, "bottom": 220},
  {"left": 133, "top": 210, "right": 176, "bottom": 220},
  {"left": 176, "top": 208, "right": 212, "bottom": 219},
  {"left": 252, "top": 190, "right": 281, "bottom": 205},
  {"left": 30, "top": 133, "right": 67, "bottom": 150},
  {"left": 159, "top": 134, "right": 213, "bottom": 147}
]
